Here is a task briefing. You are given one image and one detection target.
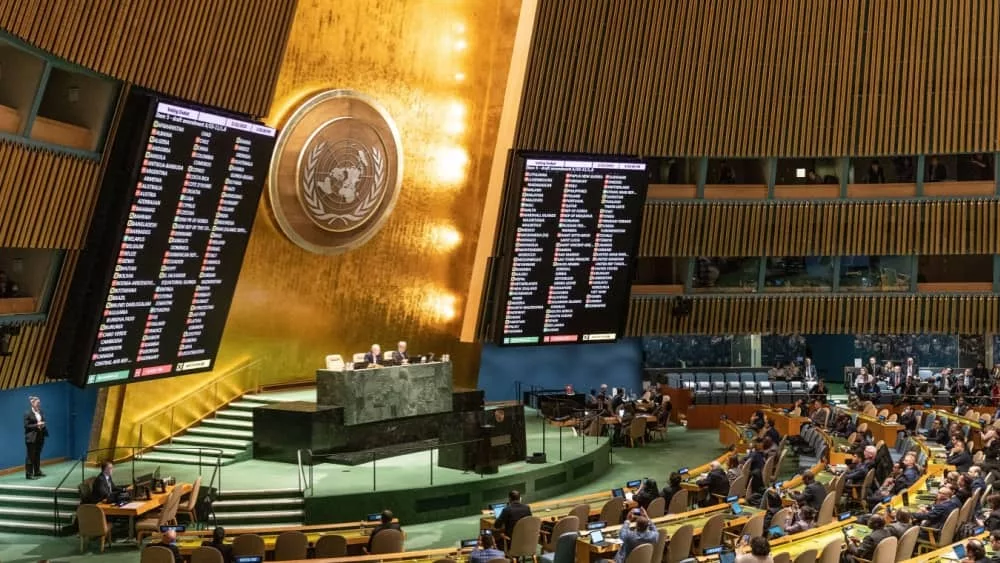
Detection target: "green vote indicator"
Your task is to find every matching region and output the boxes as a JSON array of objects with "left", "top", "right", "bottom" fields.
[
  {"left": 504, "top": 336, "right": 539, "bottom": 344},
  {"left": 86, "top": 370, "right": 130, "bottom": 385}
]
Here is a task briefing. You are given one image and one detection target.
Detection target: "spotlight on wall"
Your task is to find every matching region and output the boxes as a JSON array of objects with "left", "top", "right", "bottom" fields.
[
  {"left": 432, "top": 145, "right": 469, "bottom": 185},
  {"left": 424, "top": 291, "right": 458, "bottom": 322},
  {"left": 428, "top": 224, "right": 461, "bottom": 251},
  {"left": 795, "top": 167, "right": 806, "bottom": 179}
]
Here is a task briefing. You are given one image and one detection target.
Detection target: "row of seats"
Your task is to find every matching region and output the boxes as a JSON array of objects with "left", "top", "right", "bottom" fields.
[
  {"left": 662, "top": 371, "right": 771, "bottom": 387},
  {"left": 692, "top": 380, "right": 811, "bottom": 404},
  {"left": 853, "top": 381, "right": 952, "bottom": 404}
]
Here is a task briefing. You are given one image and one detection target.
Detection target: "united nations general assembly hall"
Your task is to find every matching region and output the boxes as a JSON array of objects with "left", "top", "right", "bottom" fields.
[{"left": 1, "top": 1, "right": 999, "bottom": 563}]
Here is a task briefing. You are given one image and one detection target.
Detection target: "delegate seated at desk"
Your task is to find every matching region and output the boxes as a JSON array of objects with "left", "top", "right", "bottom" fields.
[
  {"left": 493, "top": 490, "right": 531, "bottom": 545},
  {"left": 201, "top": 526, "right": 234, "bottom": 563},
  {"left": 695, "top": 462, "right": 729, "bottom": 506},
  {"left": 155, "top": 528, "right": 183, "bottom": 563},
  {"left": 367, "top": 510, "right": 403, "bottom": 553},
  {"left": 364, "top": 344, "right": 382, "bottom": 366},
  {"left": 614, "top": 509, "right": 659, "bottom": 563},
  {"left": 392, "top": 341, "right": 409, "bottom": 364},
  {"left": 91, "top": 460, "right": 123, "bottom": 503}
]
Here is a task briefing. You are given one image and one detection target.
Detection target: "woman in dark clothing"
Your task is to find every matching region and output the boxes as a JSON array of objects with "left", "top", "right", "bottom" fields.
[
  {"left": 634, "top": 479, "right": 660, "bottom": 509},
  {"left": 660, "top": 473, "right": 683, "bottom": 506}
]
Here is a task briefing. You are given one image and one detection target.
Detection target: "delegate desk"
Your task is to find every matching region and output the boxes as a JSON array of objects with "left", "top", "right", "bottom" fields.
[
  {"left": 479, "top": 489, "right": 639, "bottom": 530},
  {"left": 169, "top": 520, "right": 401, "bottom": 556},
  {"left": 855, "top": 413, "right": 902, "bottom": 448},
  {"left": 576, "top": 503, "right": 762, "bottom": 563},
  {"left": 767, "top": 519, "right": 867, "bottom": 559},
  {"left": 899, "top": 531, "right": 990, "bottom": 563},
  {"left": 306, "top": 547, "right": 466, "bottom": 563},
  {"left": 766, "top": 408, "right": 811, "bottom": 438},
  {"left": 98, "top": 483, "right": 192, "bottom": 540}
]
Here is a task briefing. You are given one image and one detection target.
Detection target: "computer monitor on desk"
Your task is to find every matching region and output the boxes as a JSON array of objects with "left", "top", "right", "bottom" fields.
[{"left": 132, "top": 466, "right": 160, "bottom": 499}]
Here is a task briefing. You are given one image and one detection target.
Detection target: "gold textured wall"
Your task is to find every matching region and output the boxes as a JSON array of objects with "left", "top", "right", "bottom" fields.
[
  {"left": 515, "top": 0, "right": 1000, "bottom": 157},
  {"left": 105, "top": 0, "right": 524, "bottom": 448},
  {"left": 0, "top": 0, "right": 297, "bottom": 116}
]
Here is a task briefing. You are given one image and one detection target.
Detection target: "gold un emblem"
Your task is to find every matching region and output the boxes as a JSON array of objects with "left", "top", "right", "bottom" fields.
[{"left": 268, "top": 90, "right": 403, "bottom": 254}]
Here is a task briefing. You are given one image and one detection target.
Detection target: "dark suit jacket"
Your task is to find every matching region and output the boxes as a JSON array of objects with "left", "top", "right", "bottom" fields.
[
  {"left": 702, "top": 468, "right": 729, "bottom": 502},
  {"left": 363, "top": 352, "right": 382, "bottom": 365},
  {"left": 899, "top": 412, "right": 917, "bottom": 432},
  {"left": 920, "top": 501, "right": 954, "bottom": 529},
  {"left": 794, "top": 482, "right": 827, "bottom": 511},
  {"left": 845, "top": 461, "right": 871, "bottom": 484},
  {"left": 91, "top": 473, "right": 118, "bottom": 503},
  {"left": 391, "top": 351, "right": 408, "bottom": 363},
  {"left": 154, "top": 541, "right": 183, "bottom": 563},
  {"left": 201, "top": 541, "right": 233, "bottom": 563},
  {"left": 854, "top": 528, "right": 892, "bottom": 560},
  {"left": 367, "top": 522, "right": 401, "bottom": 552},
  {"left": 893, "top": 467, "right": 920, "bottom": 494},
  {"left": 947, "top": 451, "right": 972, "bottom": 473},
  {"left": 24, "top": 409, "right": 49, "bottom": 443},
  {"left": 494, "top": 502, "right": 532, "bottom": 538}
]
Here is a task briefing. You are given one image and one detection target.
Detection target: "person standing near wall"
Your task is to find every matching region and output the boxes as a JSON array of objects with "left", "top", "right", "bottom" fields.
[{"left": 23, "top": 396, "right": 48, "bottom": 479}]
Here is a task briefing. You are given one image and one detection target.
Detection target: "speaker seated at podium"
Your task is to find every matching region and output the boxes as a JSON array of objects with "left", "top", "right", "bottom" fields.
[
  {"left": 391, "top": 341, "right": 410, "bottom": 365},
  {"left": 325, "top": 354, "right": 346, "bottom": 371},
  {"left": 362, "top": 344, "right": 382, "bottom": 368}
]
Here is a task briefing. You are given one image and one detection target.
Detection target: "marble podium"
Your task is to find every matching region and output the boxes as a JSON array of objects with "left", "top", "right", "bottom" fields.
[
  {"left": 316, "top": 361, "right": 453, "bottom": 424},
  {"left": 254, "top": 361, "right": 520, "bottom": 468}
]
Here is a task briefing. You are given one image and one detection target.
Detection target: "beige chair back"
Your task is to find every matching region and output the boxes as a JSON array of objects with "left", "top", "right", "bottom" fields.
[
  {"left": 818, "top": 538, "right": 844, "bottom": 563},
  {"left": 184, "top": 476, "right": 202, "bottom": 513},
  {"left": 789, "top": 408, "right": 801, "bottom": 416},
  {"left": 652, "top": 529, "right": 668, "bottom": 563},
  {"left": 769, "top": 508, "right": 792, "bottom": 530},
  {"left": 232, "top": 534, "right": 265, "bottom": 557},
  {"left": 370, "top": 528, "right": 404, "bottom": 555},
  {"left": 895, "top": 526, "right": 920, "bottom": 562},
  {"left": 625, "top": 543, "right": 654, "bottom": 563},
  {"left": 646, "top": 496, "right": 666, "bottom": 518},
  {"left": 793, "top": 549, "right": 818, "bottom": 563},
  {"left": 871, "top": 536, "right": 897, "bottom": 563},
  {"left": 698, "top": 513, "right": 725, "bottom": 553},
  {"left": 958, "top": 497, "right": 975, "bottom": 524},
  {"left": 937, "top": 509, "right": 960, "bottom": 545},
  {"left": 887, "top": 413, "right": 898, "bottom": 423},
  {"left": 727, "top": 475, "right": 748, "bottom": 498},
  {"left": 569, "top": 504, "right": 591, "bottom": 529},
  {"left": 274, "top": 530, "right": 309, "bottom": 560},
  {"left": 857, "top": 422, "right": 869, "bottom": 433},
  {"left": 877, "top": 409, "right": 889, "bottom": 418},
  {"left": 600, "top": 497, "right": 626, "bottom": 522},
  {"left": 314, "top": 534, "right": 348, "bottom": 558},
  {"left": 508, "top": 516, "right": 542, "bottom": 559},
  {"left": 667, "top": 490, "right": 688, "bottom": 515},
  {"left": 190, "top": 546, "right": 225, "bottom": 563},
  {"left": 628, "top": 417, "right": 647, "bottom": 445},
  {"left": 665, "top": 524, "right": 693, "bottom": 563},
  {"left": 543, "top": 516, "right": 579, "bottom": 552},
  {"left": 762, "top": 457, "right": 776, "bottom": 486},
  {"left": 817, "top": 491, "right": 836, "bottom": 525},
  {"left": 141, "top": 545, "right": 177, "bottom": 563},
  {"left": 773, "top": 552, "right": 791, "bottom": 563},
  {"left": 485, "top": 559, "right": 510, "bottom": 563},
  {"left": 740, "top": 511, "right": 765, "bottom": 538},
  {"left": 77, "top": 504, "right": 109, "bottom": 538}
]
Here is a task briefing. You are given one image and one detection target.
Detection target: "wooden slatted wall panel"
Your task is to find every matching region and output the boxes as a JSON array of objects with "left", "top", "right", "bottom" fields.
[
  {"left": 638, "top": 200, "right": 1000, "bottom": 257},
  {"left": 627, "top": 295, "right": 1000, "bottom": 335},
  {"left": 515, "top": 0, "right": 1000, "bottom": 156},
  {"left": 0, "top": 0, "right": 297, "bottom": 116},
  {"left": 0, "top": 252, "right": 79, "bottom": 388},
  {"left": 0, "top": 141, "right": 101, "bottom": 248}
]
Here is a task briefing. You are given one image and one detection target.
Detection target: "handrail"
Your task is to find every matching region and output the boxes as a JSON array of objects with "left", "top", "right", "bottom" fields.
[
  {"left": 134, "top": 358, "right": 262, "bottom": 455},
  {"left": 133, "top": 357, "right": 260, "bottom": 427},
  {"left": 52, "top": 458, "right": 83, "bottom": 534}
]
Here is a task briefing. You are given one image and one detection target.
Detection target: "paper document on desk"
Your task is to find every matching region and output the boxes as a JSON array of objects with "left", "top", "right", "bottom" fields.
[
  {"left": 121, "top": 502, "right": 144, "bottom": 509},
  {"left": 606, "top": 538, "right": 623, "bottom": 545}
]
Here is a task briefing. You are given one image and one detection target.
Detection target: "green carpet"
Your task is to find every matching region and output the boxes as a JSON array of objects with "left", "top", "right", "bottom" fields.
[{"left": 0, "top": 425, "right": 730, "bottom": 562}]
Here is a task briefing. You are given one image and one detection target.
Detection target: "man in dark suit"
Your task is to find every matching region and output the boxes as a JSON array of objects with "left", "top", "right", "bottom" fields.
[
  {"left": 91, "top": 460, "right": 121, "bottom": 503},
  {"left": 903, "top": 357, "right": 919, "bottom": 380},
  {"left": 792, "top": 471, "right": 827, "bottom": 511},
  {"left": 947, "top": 439, "right": 973, "bottom": 473},
  {"left": 916, "top": 489, "right": 959, "bottom": 531},
  {"left": 846, "top": 514, "right": 892, "bottom": 562},
  {"left": 201, "top": 526, "right": 233, "bottom": 563},
  {"left": 493, "top": 490, "right": 532, "bottom": 547},
  {"left": 366, "top": 510, "right": 402, "bottom": 553},
  {"left": 391, "top": 341, "right": 409, "bottom": 364},
  {"left": 154, "top": 528, "right": 183, "bottom": 563},
  {"left": 696, "top": 461, "right": 730, "bottom": 506},
  {"left": 363, "top": 344, "right": 382, "bottom": 366},
  {"left": 24, "top": 396, "right": 48, "bottom": 479}
]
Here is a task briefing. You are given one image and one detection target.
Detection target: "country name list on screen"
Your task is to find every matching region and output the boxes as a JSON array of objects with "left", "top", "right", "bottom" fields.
[
  {"left": 501, "top": 156, "right": 647, "bottom": 345},
  {"left": 87, "top": 102, "right": 276, "bottom": 385}
]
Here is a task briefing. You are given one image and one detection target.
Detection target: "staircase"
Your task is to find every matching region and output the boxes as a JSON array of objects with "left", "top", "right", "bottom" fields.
[
  {"left": 0, "top": 483, "right": 77, "bottom": 535},
  {"left": 140, "top": 393, "right": 283, "bottom": 466},
  {"left": 211, "top": 488, "right": 304, "bottom": 529}
]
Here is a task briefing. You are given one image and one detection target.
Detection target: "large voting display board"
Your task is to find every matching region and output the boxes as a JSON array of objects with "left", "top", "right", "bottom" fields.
[
  {"left": 491, "top": 153, "right": 649, "bottom": 346},
  {"left": 47, "top": 91, "right": 276, "bottom": 387}
]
